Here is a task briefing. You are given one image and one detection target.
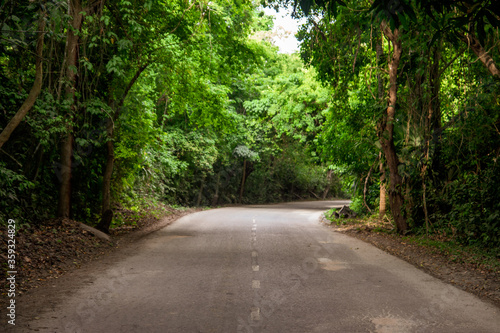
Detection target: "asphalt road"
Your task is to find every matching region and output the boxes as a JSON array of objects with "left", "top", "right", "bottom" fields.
[{"left": 18, "top": 201, "right": 500, "bottom": 332}]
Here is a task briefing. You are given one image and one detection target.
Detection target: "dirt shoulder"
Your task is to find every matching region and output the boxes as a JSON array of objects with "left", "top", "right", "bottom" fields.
[{"left": 323, "top": 217, "right": 500, "bottom": 309}]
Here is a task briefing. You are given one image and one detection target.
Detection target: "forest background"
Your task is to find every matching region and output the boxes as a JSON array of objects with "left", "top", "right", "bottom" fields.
[{"left": 0, "top": 0, "right": 499, "bottom": 251}]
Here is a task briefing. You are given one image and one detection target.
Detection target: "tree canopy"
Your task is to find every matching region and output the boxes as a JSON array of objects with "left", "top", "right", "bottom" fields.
[{"left": 1, "top": 0, "right": 499, "bottom": 248}]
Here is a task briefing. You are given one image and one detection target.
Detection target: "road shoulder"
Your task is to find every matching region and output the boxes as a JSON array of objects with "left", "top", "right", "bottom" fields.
[{"left": 322, "top": 217, "right": 500, "bottom": 309}]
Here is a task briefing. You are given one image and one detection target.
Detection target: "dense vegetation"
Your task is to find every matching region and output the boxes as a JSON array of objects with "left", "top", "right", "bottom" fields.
[
  {"left": 1, "top": 0, "right": 499, "bottom": 249},
  {"left": 0, "top": 0, "right": 339, "bottom": 234},
  {"left": 290, "top": 0, "right": 500, "bottom": 247}
]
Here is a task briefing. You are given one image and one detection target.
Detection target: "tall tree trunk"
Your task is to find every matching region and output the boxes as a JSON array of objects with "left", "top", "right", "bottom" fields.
[
  {"left": 95, "top": 119, "right": 114, "bottom": 233},
  {"left": 0, "top": 10, "right": 45, "bottom": 149},
  {"left": 379, "top": 158, "right": 387, "bottom": 219},
  {"left": 57, "top": 132, "right": 74, "bottom": 218},
  {"left": 363, "top": 167, "right": 373, "bottom": 214},
  {"left": 322, "top": 169, "right": 333, "bottom": 199},
  {"left": 379, "top": 23, "right": 408, "bottom": 233},
  {"left": 376, "top": 40, "right": 387, "bottom": 220},
  {"left": 57, "top": 0, "right": 83, "bottom": 218},
  {"left": 422, "top": 47, "right": 442, "bottom": 234}
]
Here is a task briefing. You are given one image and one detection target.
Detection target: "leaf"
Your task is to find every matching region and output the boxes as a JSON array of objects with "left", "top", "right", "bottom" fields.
[
  {"left": 399, "top": 11, "right": 408, "bottom": 29},
  {"left": 100, "top": 15, "right": 110, "bottom": 26},
  {"left": 428, "top": 30, "right": 442, "bottom": 48},
  {"left": 117, "top": 39, "right": 133, "bottom": 51},
  {"left": 299, "top": 0, "right": 313, "bottom": 16},
  {"left": 328, "top": 1, "right": 338, "bottom": 19}
]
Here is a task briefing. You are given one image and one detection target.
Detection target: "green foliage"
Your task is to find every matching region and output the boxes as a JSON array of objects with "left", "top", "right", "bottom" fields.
[
  {"left": 290, "top": 0, "right": 500, "bottom": 248},
  {"left": 349, "top": 196, "right": 367, "bottom": 216},
  {"left": 252, "top": 10, "right": 275, "bottom": 32},
  {"left": 323, "top": 207, "right": 364, "bottom": 226},
  {"left": 0, "top": 161, "right": 34, "bottom": 224},
  {"left": 243, "top": 142, "right": 341, "bottom": 203},
  {"left": 233, "top": 145, "right": 259, "bottom": 161},
  {"left": 7, "top": 0, "right": 499, "bottom": 255},
  {"left": 110, "top": 198, "right": 170, "bottom": 229}
]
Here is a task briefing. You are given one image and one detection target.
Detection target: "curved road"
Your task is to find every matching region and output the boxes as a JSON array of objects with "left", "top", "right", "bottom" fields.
[{"left": 18, "top": 201, "right": 500, "bottom": 332}]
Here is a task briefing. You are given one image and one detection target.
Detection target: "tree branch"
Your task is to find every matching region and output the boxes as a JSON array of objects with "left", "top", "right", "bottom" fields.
[
  {"left": 458, "top": 32, "right": 500, "bottom": 77},
  {"left": 0, "top": 9, "right": 46, "bottom": 149},
  {"left": 170, "top": 2, "right": 196, "bottom": 34},
  {"left": 0, "top": 149, "right": 23, "bottom": 168},
  {"left": 113, "top": 63, "right": 150, "bottom": 121}
]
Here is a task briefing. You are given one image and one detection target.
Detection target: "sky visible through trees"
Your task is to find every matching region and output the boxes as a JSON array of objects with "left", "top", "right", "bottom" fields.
[{"left": 263, "top": 6, "right": 304, "bottom": 53}]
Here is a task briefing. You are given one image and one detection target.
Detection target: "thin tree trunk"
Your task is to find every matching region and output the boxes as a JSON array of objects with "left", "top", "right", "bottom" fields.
[
  {"left": 421, "top": 47, "right": 442, "bottom": 235},
  {"left": 239, "top": 159, "right": 247, "bottom": 203},
  {"left": 376, "top": 40, "right": 384, "bottom": 102},
  {"left": 422, "top": 173, "right": 430, "bottom": 235},
  {"left": 363, "top": 167, "right": 373, "bottom": 214},
  {"left": 57, "top": 0, "right": 83, "bottom": 218},
  {"left": 101, "top": 118, "right": 114, "bottom": 211},
  {"left": 212, "top": 171, "right": 221, "bottom": 206},
  {"left": 309, "top": 190, "right": 321, "bottom": 200},
  {"left": 0, "top": 11, "right": 46, "bottom": 149},
  {"left": 379, "top": 161, "right": 387, "bottom": 219},
  {"left": 95, "top": 119, "right": 115, "bottom": 233},
  {"left": 196, "top": 176, "right": 205, "bottom": 206},
  {"left": 33, "top": 146, "right": 44, "bottom": 182},
  {"left": 322, "top": 169, "right": 333, "bottom": 199},
  {"left": 379, "top": 23, "right": 408, "bottom": 234}
]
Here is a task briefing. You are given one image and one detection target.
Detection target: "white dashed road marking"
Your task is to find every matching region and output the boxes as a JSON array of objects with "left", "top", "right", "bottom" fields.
[
  {"left": 251, "top": 307, "right": 261, "bottom": 321},
  {"left": 250, "top": 218, "right": 261, "bottom": 321}
]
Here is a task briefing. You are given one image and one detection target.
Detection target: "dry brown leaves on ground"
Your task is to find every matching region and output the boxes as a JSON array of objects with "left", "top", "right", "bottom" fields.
[{"left": 0, "top": 207, "right": 201, "bottom": 304}]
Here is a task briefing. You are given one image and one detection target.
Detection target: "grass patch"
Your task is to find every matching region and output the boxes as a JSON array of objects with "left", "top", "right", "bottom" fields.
[
  {"left": 324, "top": 209, "right": 394, "bottom": 230},
  {"left": 324, "top": 208, "right": 363, "bottom": 226},
  {"left": 111, "top": 200, "right": 173, "bottom": 229}
]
